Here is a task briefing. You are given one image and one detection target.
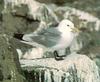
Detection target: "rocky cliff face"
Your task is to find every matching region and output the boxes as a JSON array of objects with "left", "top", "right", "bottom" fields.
[{"left": 0, "top": 0, "right": 100, "bottom": 82}]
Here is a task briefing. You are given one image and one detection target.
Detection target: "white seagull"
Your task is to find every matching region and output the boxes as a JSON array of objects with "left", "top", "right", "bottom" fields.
[{"left": 14, "top": 19, "right": 80, "bottom": 60}]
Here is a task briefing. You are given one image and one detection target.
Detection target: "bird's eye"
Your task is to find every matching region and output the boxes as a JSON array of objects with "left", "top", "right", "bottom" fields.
[{"left": 67, "top": 25, "right": 69, "bottom": 26}]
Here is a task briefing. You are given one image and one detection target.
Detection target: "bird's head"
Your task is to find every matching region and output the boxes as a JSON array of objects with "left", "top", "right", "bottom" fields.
[{"left": 58, "top": 19, "right": 80, "bottom": 33}]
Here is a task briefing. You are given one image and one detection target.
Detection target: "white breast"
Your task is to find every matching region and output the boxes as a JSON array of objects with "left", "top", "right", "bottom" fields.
[{"left": 52, "top": 32, "right": 75, "bottom": 50}]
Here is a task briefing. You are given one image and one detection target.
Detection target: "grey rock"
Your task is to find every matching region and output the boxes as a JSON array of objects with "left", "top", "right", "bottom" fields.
[{"left": 20, "top": 54, "right": 100, "bottom": 82}]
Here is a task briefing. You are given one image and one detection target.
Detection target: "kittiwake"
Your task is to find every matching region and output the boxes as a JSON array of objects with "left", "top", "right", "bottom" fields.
[{"left": 14, "top": 19, "right": 80, "bottom": 60}]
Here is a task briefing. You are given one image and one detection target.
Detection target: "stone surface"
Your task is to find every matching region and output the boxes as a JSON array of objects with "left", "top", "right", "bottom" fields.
[
  {"left": 0, "top": 34, "right": 26, "bottom": 82},
  {"left": 1, "top": 0, "right": 100, "bottom": 82},
  {"left": 20, "top": 54, "right": 100, "bottom": 82}
]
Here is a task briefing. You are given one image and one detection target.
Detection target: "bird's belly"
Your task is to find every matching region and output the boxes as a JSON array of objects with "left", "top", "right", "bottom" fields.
[{"left": 58, "top": 38, "right": 72, "bottom": 49}]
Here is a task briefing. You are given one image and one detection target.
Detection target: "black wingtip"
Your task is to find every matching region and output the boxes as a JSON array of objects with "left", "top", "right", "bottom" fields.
[{"left": 13, "top": 33, "right": 24, "bottom": 40}]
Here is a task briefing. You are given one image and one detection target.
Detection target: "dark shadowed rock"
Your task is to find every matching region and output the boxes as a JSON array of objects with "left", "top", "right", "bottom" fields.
[
  {"left": 0, "top": 34, "right": 27, "bottom": 82},
  {"left": 0, "top": 69, "right": 3, "bottom": 81},
  {"left": 36, "top": 0, "right": 76, "bottom": 4}
]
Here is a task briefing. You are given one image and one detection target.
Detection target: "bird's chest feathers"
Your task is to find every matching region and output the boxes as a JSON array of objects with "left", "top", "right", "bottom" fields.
[{"left": 58, "top": 32, "right": 74, "bottom": 48}]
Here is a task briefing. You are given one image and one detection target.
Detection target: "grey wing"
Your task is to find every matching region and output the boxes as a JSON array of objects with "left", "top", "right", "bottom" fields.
[{"left": 23, "top": 28, "right": 61, "bottom": 47}]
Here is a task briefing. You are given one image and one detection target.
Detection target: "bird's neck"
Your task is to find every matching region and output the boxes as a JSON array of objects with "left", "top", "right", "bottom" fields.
[{"left": 57, "top": 27, "right": 75, "bottom": 40}]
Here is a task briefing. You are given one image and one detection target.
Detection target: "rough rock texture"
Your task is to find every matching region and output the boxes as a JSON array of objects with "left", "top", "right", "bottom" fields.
[
  {"left": 0, "top": 0, "right": 100, "bottom": 82},
  {"left": 20, "top": 54, "right": 100, "bottom": 82},
  {"left": 0, "top": 0, "right": 27, "bottom": 82},
  {"left": 0, "top": 34, "right": 26, "bottom": 82}
]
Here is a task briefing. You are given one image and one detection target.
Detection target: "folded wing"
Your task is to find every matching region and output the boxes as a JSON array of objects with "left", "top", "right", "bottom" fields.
[{"left": 23, "top": 28, "right": 61, "bottom": 47}]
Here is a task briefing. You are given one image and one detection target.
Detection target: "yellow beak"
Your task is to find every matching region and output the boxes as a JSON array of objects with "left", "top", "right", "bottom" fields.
[{"left": 71, "top": 27, "right": 80, "bottom": 33}]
